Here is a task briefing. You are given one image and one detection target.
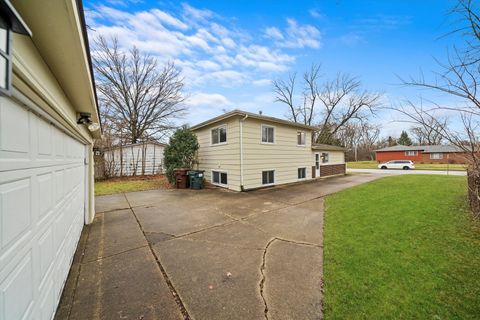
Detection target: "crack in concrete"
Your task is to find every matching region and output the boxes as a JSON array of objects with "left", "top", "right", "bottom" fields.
[
  {"left": 124, "top": 194, "right": 192, "bottom": 320},
  {"left": 259, "top": 236, "right": 323, "bottom": 320},
  {"left": 259, "top": 238, "right": 276, "bottom": 320}
]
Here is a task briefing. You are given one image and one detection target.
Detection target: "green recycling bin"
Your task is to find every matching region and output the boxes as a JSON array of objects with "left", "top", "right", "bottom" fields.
[{"left": 188, "top": 170, "right": 205, "bottom": 189}]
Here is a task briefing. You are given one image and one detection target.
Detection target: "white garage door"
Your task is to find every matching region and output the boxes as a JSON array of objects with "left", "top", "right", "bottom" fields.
[{"left": 0, "top": 97, "right": 86, "bottom": 320}]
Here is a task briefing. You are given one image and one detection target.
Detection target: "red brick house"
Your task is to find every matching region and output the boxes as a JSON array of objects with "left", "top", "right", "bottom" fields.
[{"left": 375, "top": 145, "right": 468, "bottom": 164}]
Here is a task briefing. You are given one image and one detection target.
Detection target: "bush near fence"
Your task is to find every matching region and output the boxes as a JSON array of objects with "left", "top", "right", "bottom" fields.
[{"left": 467, "top": 169, "right": 480, "bottom": 218}]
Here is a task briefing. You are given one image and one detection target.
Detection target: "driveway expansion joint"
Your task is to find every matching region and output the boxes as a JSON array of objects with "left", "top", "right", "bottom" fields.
[{"left": 123, "top": 193, "right": 192, "bottom": 320}]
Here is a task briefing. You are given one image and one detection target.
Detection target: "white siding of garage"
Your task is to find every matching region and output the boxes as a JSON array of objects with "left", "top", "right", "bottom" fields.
[
  {"left": 0, "top": 98, "right": 85, "bottom": 320},
  {"left": 104, "top": 143, "right": 165, "bottom": 176}
]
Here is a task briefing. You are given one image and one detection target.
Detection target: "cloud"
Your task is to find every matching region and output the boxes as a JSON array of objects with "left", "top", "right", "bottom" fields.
[
  {"left": 252, "top": 78, "right": 272, "bottom": 86},
  {"left": 88, "top": 3, "right": 298, "bottom": 88},
  {"left": 265, "top": 27, "right": 284, "bottom": 40},
  {"left": 236, "top": 45, "right": 295, "bottom": 72},
  {"left": 309, "top": 8, "right": 324, "bottom": 19},
  {"left": 185, "top": 92, "right": 232, "bottom": 107},
  {"left": 264, "top": 18, "right": 322, "bottom": 49},
  {"left": 340, "top": 32, "right": 364, "bottom": 46}
]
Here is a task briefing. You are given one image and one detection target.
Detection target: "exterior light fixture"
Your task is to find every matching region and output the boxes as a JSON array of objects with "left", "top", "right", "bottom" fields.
[
  {"left": 0, "top": 0, "right": 31, "bottom": 95},
  {"left": 77, "top": 112, "right": 100, "bottom": 132}
]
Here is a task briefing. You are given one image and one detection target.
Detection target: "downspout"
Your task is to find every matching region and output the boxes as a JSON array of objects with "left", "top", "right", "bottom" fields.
[{"left": 240, "top": 113, "right": 248, "bottom": 191}]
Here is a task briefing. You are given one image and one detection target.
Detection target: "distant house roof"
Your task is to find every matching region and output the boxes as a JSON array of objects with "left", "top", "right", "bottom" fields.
[
  {"left": 376, "top": 145, "right": 463, "bottom": 153},
  {"left": 312, "top": 144, "right": 346, "bottom": 151},
  {"left": 190, "top": 109, "right": 318, "bottom": 131}
]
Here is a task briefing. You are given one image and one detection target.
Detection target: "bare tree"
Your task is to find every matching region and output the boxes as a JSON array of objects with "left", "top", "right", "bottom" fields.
[
  {"left": 273, "top": 65, "right": 382, "bottom": 144},
  {"left": 337, "top": 121, "right": 380, "bottom": 161},
  {"left": 93, "top": 36, "right": 186, "bottom": 144},
  {"left": 410, "top": 116, "right": 447, "bottom": 145}
]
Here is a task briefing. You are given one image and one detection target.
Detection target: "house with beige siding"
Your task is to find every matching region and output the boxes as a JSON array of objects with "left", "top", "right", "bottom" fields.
[{"left": 191, "top": 110, "right": 346, "bottom": 191}]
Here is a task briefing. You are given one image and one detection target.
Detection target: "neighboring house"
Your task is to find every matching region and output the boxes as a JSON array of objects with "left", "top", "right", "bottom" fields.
[
  {"left": 375, "top": 145, "right": 467, "bottom": 164},
  {"left": 0, "top": 1, "right": 99, "bottom": 320},
  {"left": 101, "top": 141, "right": 166, "bottom": 178},
  {"left": 191, "top": 110, "right": 346, "bottom": 191}
]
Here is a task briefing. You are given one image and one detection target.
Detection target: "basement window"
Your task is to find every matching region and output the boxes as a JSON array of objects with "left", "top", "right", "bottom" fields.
[
  {"left": 212, "top": 171, "right": 228, "bottom": 185},
  {"left": 298, "top": 167, "right": 306, "bottom": 179},
  {"left": 262, "top": 170, "right": 275, "bottom": 185}
]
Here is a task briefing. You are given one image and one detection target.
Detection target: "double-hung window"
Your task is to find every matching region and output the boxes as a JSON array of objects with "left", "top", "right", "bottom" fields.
[
  {"left": 405, "top": 151, "right": 418, "bottom": 156},
  {"left": 261, "top": 125, "right": 274, "bottom": 143},
  {"left": 297, "top": 131, "right": 306, "bottom": 146},
  {"left": 298, "top": 167, "right": 306, "bottom": 179},
  {"left": 211, "top": 125, "right": 227, "bottom": 145},
  {"left": 262, "top": 170, "right": 275, "bottom": 185}
]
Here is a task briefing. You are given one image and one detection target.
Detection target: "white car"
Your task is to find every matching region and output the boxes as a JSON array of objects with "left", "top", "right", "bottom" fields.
[{"left": 378, "top": 160, "right": 415, "bottom": 170}]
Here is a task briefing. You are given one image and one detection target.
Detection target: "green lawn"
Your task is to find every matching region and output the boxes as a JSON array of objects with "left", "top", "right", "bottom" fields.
[
  {"left": 347, "top": 160, "right": 467, "bottom": 171},
  {"left": 323, "top": 175, "right": 480, "bottom": 319},
  {"left": 95, "top": 175, "right": 171, "bottom": 196}
]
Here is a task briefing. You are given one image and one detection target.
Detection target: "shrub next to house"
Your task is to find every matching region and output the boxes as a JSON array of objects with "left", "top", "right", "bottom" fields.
[{"left": 164, "top": 127, "right": 199, "bottom": 184}]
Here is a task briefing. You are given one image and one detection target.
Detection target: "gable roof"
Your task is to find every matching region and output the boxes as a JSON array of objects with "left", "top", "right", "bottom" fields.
[
  {"left": 190, "top": 109, "right": 318, "bottom": 131},
  {"left": 376, "top": 145, "right": 463, "bottom": 153}
]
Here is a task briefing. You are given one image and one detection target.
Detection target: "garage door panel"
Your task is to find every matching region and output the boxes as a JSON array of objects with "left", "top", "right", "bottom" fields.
[
  {"left": 0, "top": 98, "right": 30, "bottom": 155},
  {"left": 0, "top": 100, "right": 86, "bottom": 320},
  {"left": 37, "top": 116, "right": 53, "bottom": 157},
  {"left": 38, "top": 227, "right": 54, "bottom": 288},
  {"left": 38, "top": 172, "right": 53, "bottom": 221},
  {"left": 0, "top": 251, "right": 34, "bottom": 320},
  {"left": 0, "top": 178, "right": 31, "bottom": 251}
]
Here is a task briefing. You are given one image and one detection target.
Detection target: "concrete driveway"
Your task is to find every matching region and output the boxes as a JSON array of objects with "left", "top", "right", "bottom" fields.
[{"left": 56, "top": 174, "right": 379, "bottom": 320}]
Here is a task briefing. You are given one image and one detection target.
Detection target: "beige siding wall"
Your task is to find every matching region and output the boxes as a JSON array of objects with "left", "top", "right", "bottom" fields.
[
  {"left": 242, "top": 118, "right": 314, "bottom": 190},
  {"left": 312, "top": 150, "right": 345, "bottom": 165},
  {"left": 194, "top": 117, "right": 242, "bottom": 191}
]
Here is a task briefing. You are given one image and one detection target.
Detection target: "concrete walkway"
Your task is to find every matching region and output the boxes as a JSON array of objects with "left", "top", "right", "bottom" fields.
[
  {"left": 347, "top": 168, "right": 467, "bottom": 176},
  {"left": 55, "top": 174, "right": 380, "bottom": 320}
]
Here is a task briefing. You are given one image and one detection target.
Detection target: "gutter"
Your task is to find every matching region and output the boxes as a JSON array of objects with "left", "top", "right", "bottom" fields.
[
  {"left": 240, "top": 113, "right": 248, "bottom": 191},
  {"left": 75, "top": 0, "right": 102, "bottom": 134}
]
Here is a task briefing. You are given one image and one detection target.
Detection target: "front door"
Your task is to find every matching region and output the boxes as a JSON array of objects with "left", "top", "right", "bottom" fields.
[{"left": 315, "top": 153, "right": 320, "bottom": 177}]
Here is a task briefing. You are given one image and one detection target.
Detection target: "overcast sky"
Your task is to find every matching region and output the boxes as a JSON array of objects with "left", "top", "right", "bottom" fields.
[{"left": 85, "top": 0, "right": 465, "bottom": 138}]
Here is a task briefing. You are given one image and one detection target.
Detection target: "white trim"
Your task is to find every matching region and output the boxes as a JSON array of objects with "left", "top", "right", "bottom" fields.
[
  {"left": 297, "top": 167, "right": 307, "bottom": 180},
  {"left": 211, "top": 169, "right": 228, "bottom": 187},
  {"left": 260, "top": 124, "right": 275, "bottom": 144},
  {"left": 297, "top": 131, "right": 306, "bottom": 147},
  {"left": 210, "top": 124, "right": 227, "bottom": 146},
  {"left": 261, "top": 169, "right": 275, "bottom": 186},
  {"left": 314, "top": 152, "right": 320, "bottom": 177},
  {"left": 405, "top": 150, "right": 418, "bottom": 156}
]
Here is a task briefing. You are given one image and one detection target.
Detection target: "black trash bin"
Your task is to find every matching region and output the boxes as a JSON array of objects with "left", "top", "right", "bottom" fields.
[{"left": 188, "top": 170, "right": 205, "bottom": 189}]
